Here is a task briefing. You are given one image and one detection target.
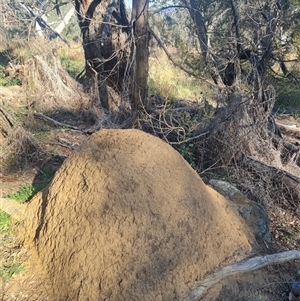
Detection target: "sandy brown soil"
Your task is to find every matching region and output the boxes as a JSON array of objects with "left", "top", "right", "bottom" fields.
[{"left": 4, "top": 129, "right": 256, "bottom": 300}]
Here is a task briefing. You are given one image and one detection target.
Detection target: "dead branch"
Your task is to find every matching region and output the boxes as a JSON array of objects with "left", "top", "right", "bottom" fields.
[
  {"left": 183, "top": 250, "right": 300, "bottom": 301},
  {"left": 169, "top": 132, "right": 209, "bottom": 145},
  {"left": 150, "top": 5, "right": 189, "bottom": 16},
  {"left": 0, "top": 105, "right": 15, "bottom": 136},
  {"left": 34, "top": 111, "right": 135, "bottom": 135},
  {"left": 277, "top": 121, "right": 300, "bottom": 139},
  {"left": 244, "top": 155, "right": 300, "bottom": 182},
  {"left": 33, "top": 112, "right": 82, "bottom": 131},
  {"left": 151, "top": 106, "right": 200, "bottom": 115},
  {"left": 243, "top": 155, "right": 300, "bottom": 201},
  {"left": 138, "top": 100, "right": 207, "bottom": 144}
]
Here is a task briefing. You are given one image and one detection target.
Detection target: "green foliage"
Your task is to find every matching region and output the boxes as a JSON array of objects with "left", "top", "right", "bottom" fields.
[
  {"left": 34, "top": 167, "right": 56, "bottom": 191},
  {"left": 0, "top": 76, "right": 22, "bottom": 87},
  {"left": 0, "top": 211, "right": 24, "bottom": 281},
  {"left": 275, "top": 81, "right": 300, "bottom": 114},
  {"left": 7, "top": 185, "right": 35, "bottom": 203},
  {"left": 0, "top": 49, "right": 23, "bottom": 87},
  {"left": 179, "top": 44, "right": 205, "bottom": 77},
  {"left": 61, "top": 57, "right": 81, "bottom": 78},
  {"left": 176, "top": 142, "right": 197, "bottom": 169},
  {"left": 60, "top": 48, "right": 85, "bottom": 78},
  {"left": 7, "top": 168, "right": 56, "bottom": 203},
  {"left": 14, "top": 106, "right": 29, "bottom": 123},
  {"left": 0, "top": 211, "right": 13, "bottom": 236},
  {"left": 0, "top": 258, "right": 24, "bottom": 281}
]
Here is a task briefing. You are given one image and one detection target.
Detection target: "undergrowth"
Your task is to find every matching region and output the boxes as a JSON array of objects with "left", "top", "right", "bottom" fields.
[
  {"left": 59, "top": 44, "right": 85, "bottom": 78},
  {"left": 0, "top": 167, "right": 55, "bottom": 282},
  {"left": 0, "top": 211, "right": 23, "bottom": 281},
  {"left": 0, "top": 258, "right": 24, "bottom": 281},
  {"left": 7, "top": 168, "right": 56, "bottom": 203},
  {"left": 0, "top": 211, "right": 13, "bottom": 236},
  {"left": 6, "top": 185, "right": 36, "bottom": 203},
  {"left": 274, "top": 80, "right": 300, "bottom": 114}
]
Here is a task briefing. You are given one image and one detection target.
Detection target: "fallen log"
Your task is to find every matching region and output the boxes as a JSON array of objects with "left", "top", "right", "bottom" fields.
[{"left": 183, "top": 250, "right": 300, "bottom": 301}]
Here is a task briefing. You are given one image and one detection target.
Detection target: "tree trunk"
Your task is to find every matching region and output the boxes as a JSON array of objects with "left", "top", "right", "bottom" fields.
[
  {"left": 185, "top": 0, "right": 225, "bottom": 87},
  {"left": 75, "top": 0, "right": 149, "bottom": 113},
  {"left": 75, "top": 0, "right": 130, "bottom": 111},
  {"left": 131, "top": 0, "right": 150, "bottom": 111}
]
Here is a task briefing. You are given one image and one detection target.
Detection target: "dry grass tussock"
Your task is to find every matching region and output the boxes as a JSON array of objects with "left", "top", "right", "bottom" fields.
[
  {"left": 5, "top": 38, "right": 89, "bottom": 112},
  {"left": 23, "top": 39, "right": 88, "bottom": 112},
  {"left": 0, "top": 38, "right": 92, "bottom": 172},
  {"left": 0, "top": 125, "right": 42, "bottom": 173}
]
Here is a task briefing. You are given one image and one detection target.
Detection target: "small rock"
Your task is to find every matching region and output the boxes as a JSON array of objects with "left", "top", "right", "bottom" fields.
[
  {"left": 209, "top": 179, "right": 270, "bottom": 243},
  {"left": 289, "top": 279, "right": 300, "bottom": 297}
]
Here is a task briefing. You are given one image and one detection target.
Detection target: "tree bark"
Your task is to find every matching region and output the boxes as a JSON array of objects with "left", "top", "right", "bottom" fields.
[
  {"left": 75, "top": 0, "right": 130, "bottom": 111},
  {"left": 75, "top": 0, "right": 150, "bottom": 113},
  {"left": 131, "top": 0, "right": 150, "bottom": 111},
  {"left": 184, "top": 0, "right": 225, "bottom": 88}
]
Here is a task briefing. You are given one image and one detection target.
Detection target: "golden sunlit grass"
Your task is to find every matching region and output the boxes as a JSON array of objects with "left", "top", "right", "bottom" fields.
[
  {"left": 148, "top": 50, "right": 210, "bottom": 102},
  {"left": 59, "top": 42, "right": 85, "bottom": 78}
]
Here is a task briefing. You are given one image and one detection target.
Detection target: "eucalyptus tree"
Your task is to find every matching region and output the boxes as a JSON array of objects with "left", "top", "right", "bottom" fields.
[{"left": 75, "top": 0, "right": 150, "bottom": 112}]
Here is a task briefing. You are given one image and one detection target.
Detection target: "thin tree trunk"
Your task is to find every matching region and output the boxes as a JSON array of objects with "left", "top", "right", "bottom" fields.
[
  {"left": 132, "top": 0, "right": 150, "bottom": 111},
  {"left": 185, "top": 0, "right": 225, "bottom": 87}
]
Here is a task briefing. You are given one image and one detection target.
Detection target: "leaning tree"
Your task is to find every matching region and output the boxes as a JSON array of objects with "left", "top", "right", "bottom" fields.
[{"left": 75, "top": 0, "right": 150, "bottom": 113}]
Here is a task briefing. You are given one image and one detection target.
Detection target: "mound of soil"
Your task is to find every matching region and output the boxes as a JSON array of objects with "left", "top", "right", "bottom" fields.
[{"left": 19, "top": 129, "right": 255, "bottom": 300}]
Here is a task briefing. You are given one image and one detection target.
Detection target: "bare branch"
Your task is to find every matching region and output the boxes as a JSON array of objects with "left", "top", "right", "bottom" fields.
[
  {"left": 150, "top": 5, "right": 189, "bottom": 16},
  {"left": 33, "top": 113, "right": 82, "bottom": 131},
  {"left": 183, "top": 250, "right": 300, "bottom": 301},
  {"left": 169, "top": 132, "right": 209, "bottom": 145}
]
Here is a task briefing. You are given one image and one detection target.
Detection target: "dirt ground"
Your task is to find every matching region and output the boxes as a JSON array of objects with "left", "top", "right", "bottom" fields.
[{"left": 1, "top": 90, "right": 300, "bottom": 300}]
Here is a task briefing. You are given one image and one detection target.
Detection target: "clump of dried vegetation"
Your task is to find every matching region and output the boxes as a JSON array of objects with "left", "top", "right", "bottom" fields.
[{"left": 0, "top": 37, "right": 93, "bottom": 173}]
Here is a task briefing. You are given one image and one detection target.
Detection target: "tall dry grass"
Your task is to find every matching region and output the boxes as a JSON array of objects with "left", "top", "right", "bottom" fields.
[{"left": 148, "top": 49, "right": 211, "bottom": 102}]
